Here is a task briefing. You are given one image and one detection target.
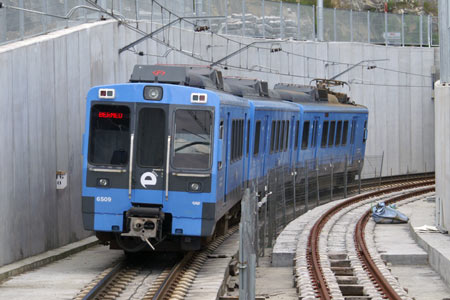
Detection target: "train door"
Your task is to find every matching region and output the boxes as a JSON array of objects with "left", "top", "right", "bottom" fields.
[
  {"left": 131, "top": 104, "right": 169, "bottom": 205},
  {"left": 349, "top": 117, "right": 358, "bottom": 164},
  {"left": 223, "top": 112, "right": 231, "bottom": 203},
  {"left": 261, "top": 115, "right": 269, "bottom": 177},
  {"left": 312, "top": 116, "right": 320, "bottom": 164},
  {"left": 243, "top": 113, "right": 248, "bottom": 188},
  {"left": 289, "top": 115, "right": 295, "bottom": 168}
]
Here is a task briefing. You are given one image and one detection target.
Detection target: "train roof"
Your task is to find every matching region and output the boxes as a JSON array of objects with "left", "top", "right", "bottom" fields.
[
  {"left": 297, "top": 101, "right": 368, "bottom": 113},
  {"left": 128, "top": 65, "right": 368, "bottom": 113}
]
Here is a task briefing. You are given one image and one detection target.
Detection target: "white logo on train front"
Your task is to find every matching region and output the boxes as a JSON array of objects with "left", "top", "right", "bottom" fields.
[{"left": 140, "top": 172, "right": 157, "bottom": 188}]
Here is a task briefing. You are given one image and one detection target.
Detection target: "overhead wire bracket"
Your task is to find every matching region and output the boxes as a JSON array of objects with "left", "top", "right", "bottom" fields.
[{"left": 118, "top": 15, "right": 225, "bottom": 55}]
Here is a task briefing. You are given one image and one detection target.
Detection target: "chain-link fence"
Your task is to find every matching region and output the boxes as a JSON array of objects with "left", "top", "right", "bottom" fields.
[
  {"left": 248, "top": 154, "right": 383, "bottom": 258},
  {"left": 0, "top": 0, "right": 438, "bottom": 47}
]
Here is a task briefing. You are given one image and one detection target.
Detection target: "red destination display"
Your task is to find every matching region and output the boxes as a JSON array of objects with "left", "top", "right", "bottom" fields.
[{"left": 98, "top": 112, "right": 124, "bottom": 119}]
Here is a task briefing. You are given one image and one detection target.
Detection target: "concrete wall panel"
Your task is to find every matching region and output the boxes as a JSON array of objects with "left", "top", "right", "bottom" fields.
[
  {"left": 40, "top": 39, "right": 58, "bottom": 250},
  {"left": 0, "top": 51, "right": 14, "bottom": 264},
  {"left": 11, "top": 46, "right": 31, "bottom": 261},
  {"left": 435, "top": 83, "right": 450, "bottom": 231},
  {"left": 422, "top": 51, "right": 435, "bottom": 173}
]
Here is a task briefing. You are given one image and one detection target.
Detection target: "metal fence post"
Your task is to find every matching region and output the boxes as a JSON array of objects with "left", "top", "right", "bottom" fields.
[
  {"left": 292, "top": 164, "right": 297, "bottom": 219},
  {"left": 330, "top": 161, "right": 333, "bottom": 201},
  {"left": 420, "top": 14, "right": 423, "bottom": 47},
  {"left": 239, "top": 188, "right": 256, "bottom": 300},
  {"left": 305, "top": 163, "right": 309, "bottom": 211},
  {"left": 367, "top": 10, "right": 371, "bottom": 43},
  {"left": 384, "top": 11, "right": 388, "bottom": 46},
  {"left": 64, "top": 0, "right": 69, "bottom": 27},
  {"left": 333, "top": 8, "right": 337, "bottom": 41},
  {"left": 262, "top": 0, "right": 265, "bottom": 39},
  {"left": 344, "top": 155, "right": 348, "bottom": 198},
  {"left": 208, "top": 0, "right": 211, "bottom": 33},
  {"left": 0, "top": 1, "right": 6, "bottom": 43},
  {"left": 358, "top": 160, "right": 362, "bottom": 194},
  {"left": 378, "top": 151, "right": 384, "bottom": 189},
  {"left": 41, "top": 0, "right": 47, "bottom": 34},
  {"left": 401, "top": 12, "right": 405, "bottom": 46},
  {"left": 225, "top": 0, "right": 228, "bottom": 34},
  {"left": 19, "top": 0, "right": 24, "bottom": 40},
  {"left": 297, "top": 3, "right": 301, "bottom": 40},
  {"left": 316, "top": 158, "right": 320, "bottom": 206},
  {"left": 280, "top": 0, "right": 284, "bottom": 39},
  {"left": 241, "top": 0, "right": 245, "bottom": 37},
  {"left": 350, "top": 9, "right": 353, "bottom": 42},
  {"left": 313, "top": 5, "right": 316, "bottom": 40},
  {"left": 267, "top": 173, "right": 275, "bottom": 247},
  {"left": 282, "top": 168, "right": 286, "bottom": 227},
  {"left": 428, "top": 15, "right": 431, "bottom": 47}
]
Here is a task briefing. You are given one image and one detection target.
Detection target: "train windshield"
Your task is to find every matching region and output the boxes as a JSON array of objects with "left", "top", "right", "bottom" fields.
[
  {"left": 88, "top": 104, "right": 130, "bottom": 166},
  {"left": 173, "top": 109, "right": 212, "bottom": 170}
]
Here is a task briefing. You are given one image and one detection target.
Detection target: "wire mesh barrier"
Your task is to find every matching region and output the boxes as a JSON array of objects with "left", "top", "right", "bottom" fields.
[
  {"left": 0, "top": 0, "right": 438, "bottom": 47},
  {"left": 247, "top": 154, "right": 384, "bottom": 259}
]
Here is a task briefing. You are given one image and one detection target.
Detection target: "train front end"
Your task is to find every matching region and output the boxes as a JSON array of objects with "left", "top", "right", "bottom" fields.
[{"left": 81, "top": 68, "right": 220, "bottom": 251}]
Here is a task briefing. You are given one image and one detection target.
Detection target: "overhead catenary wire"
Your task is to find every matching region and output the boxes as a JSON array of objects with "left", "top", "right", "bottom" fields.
[
  {"left": 86, "top": 0, "right": 432, "bottom": 87},
  {"left": 1, "top": 0, "right": 433, "bottom": 80}
]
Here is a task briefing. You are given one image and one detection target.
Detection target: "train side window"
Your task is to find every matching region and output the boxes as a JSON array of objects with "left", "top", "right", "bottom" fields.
[
  {"left": 328, "top": 121, "right": 336, "bottom": 147},
  {"left": 311, "top": 120, "right": 318, "bottom": 147},
  {"left": 246, "top": 120, "right": 250, "bottom": 156},
  {"left": 254, "top": 121, "right": 261, "bottom": 156},
  {"left": 301, "top": 121, "right": 310, "bottom": 150},
  {"left": 280, "top": 121, "right": 285, "bottom": 152},
  {"left": 363, "top": 120, "right": 368, "bottom": 143},
  {"left": 239, "top": 120, "right": 244, "bottom": 158},
  {"left": 285, "top": 120, "right": 290, "bottom": 151},
  {"left": 275, "top": 121, "right": 281, "bottom": 152},
  {"left": 350, "top": 120, "right": 356, "bottom": 144},
  {"left": 231, "top": 120, "right": 235, "bottom": 161},
  {"left": 321, "top": 121, "right": 329, "bottom": 148},
  {"left": 219, "top": 120, "right": 224, "bottom": 139},
  {"left": 270, "top": 121, "right": 276, "bottom": 153},
  {"left": 172, "top": 109, "right": 212, "bottom": 169},
  {"left": 335, "top": 121, "right": 342, "bottom": 146},
  {"left": 241, "top": 120, "right": 244, "bottom": 157},
  {"left": 342, "top": 120, "right": 349, "bottom": 145},
  {"left": 294, "top": 120, "right": 299, "bottom": 150}
]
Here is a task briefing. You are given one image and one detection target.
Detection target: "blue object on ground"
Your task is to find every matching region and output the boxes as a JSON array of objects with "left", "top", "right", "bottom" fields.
[{"left": 372, "top": 202, "right": 409, "bottom": 224}]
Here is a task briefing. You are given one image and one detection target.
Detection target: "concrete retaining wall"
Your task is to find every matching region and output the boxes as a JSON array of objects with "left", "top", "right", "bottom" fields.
[
  {"left": 434, "top": 82, "right": 450, "bottom": 231},
  {"left": 0, "top": 19, "right": 436, "bottom": 266}
]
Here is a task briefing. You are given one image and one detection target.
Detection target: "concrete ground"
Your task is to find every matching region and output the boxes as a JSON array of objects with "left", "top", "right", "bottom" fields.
[
  {"left": 0, "top": 245, "right": 122, "bottom": 300},
  {"left": 374, "top": 196, "right": 450, "bottom": 300},
  {"left": 255, "top": 251, "right": 297, "bottom": 300}
]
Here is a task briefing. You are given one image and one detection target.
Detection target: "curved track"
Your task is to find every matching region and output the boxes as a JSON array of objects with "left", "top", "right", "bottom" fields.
[{"left": 307, "top": 178, "right": 435, "bottom": 300}]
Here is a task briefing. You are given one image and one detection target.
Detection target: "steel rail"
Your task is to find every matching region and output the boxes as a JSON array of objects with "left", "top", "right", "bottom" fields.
[
  {"left": 355, "top": 186, "right": 435, "bottom": 300},
  {"left": 82, "top": 261, "right": 125, "bottom": 300},
  {"left": 152, "top": 252, "right": 194, "bottom": 300},
  {"left": 307, "top": 178, "right": 434, "bottom": 299}
]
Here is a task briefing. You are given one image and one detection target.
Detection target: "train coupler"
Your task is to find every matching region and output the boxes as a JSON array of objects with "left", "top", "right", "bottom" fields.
[{"left": 121, "top": 207, "right": 164, "bottom": 250}]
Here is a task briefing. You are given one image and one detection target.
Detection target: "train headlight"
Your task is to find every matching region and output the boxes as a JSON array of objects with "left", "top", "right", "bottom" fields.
[
  {"left": 97, "top": 178, "right": 110, "bottom": 187},
  {"left": 144, "top": 86, "right": 163, "bottom": 101},
  {"left": 189, "top": 182, "right": 201, "bottom": 192}
]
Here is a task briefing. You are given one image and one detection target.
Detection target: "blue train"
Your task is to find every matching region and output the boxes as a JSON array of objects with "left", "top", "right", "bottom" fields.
[{"left": 81, "top": 65, "right": 368, "bottom": 252}]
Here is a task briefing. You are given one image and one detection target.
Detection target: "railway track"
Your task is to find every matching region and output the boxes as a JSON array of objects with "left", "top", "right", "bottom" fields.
[
  {"left": 305, "top": 177, "right": 435, "bottom": 300},
  {"left": 74, "top": 175, "right": 434, "bottom": 300},
  {"left": 74, "top": 226, "right": 238, "bottom": 300}
]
